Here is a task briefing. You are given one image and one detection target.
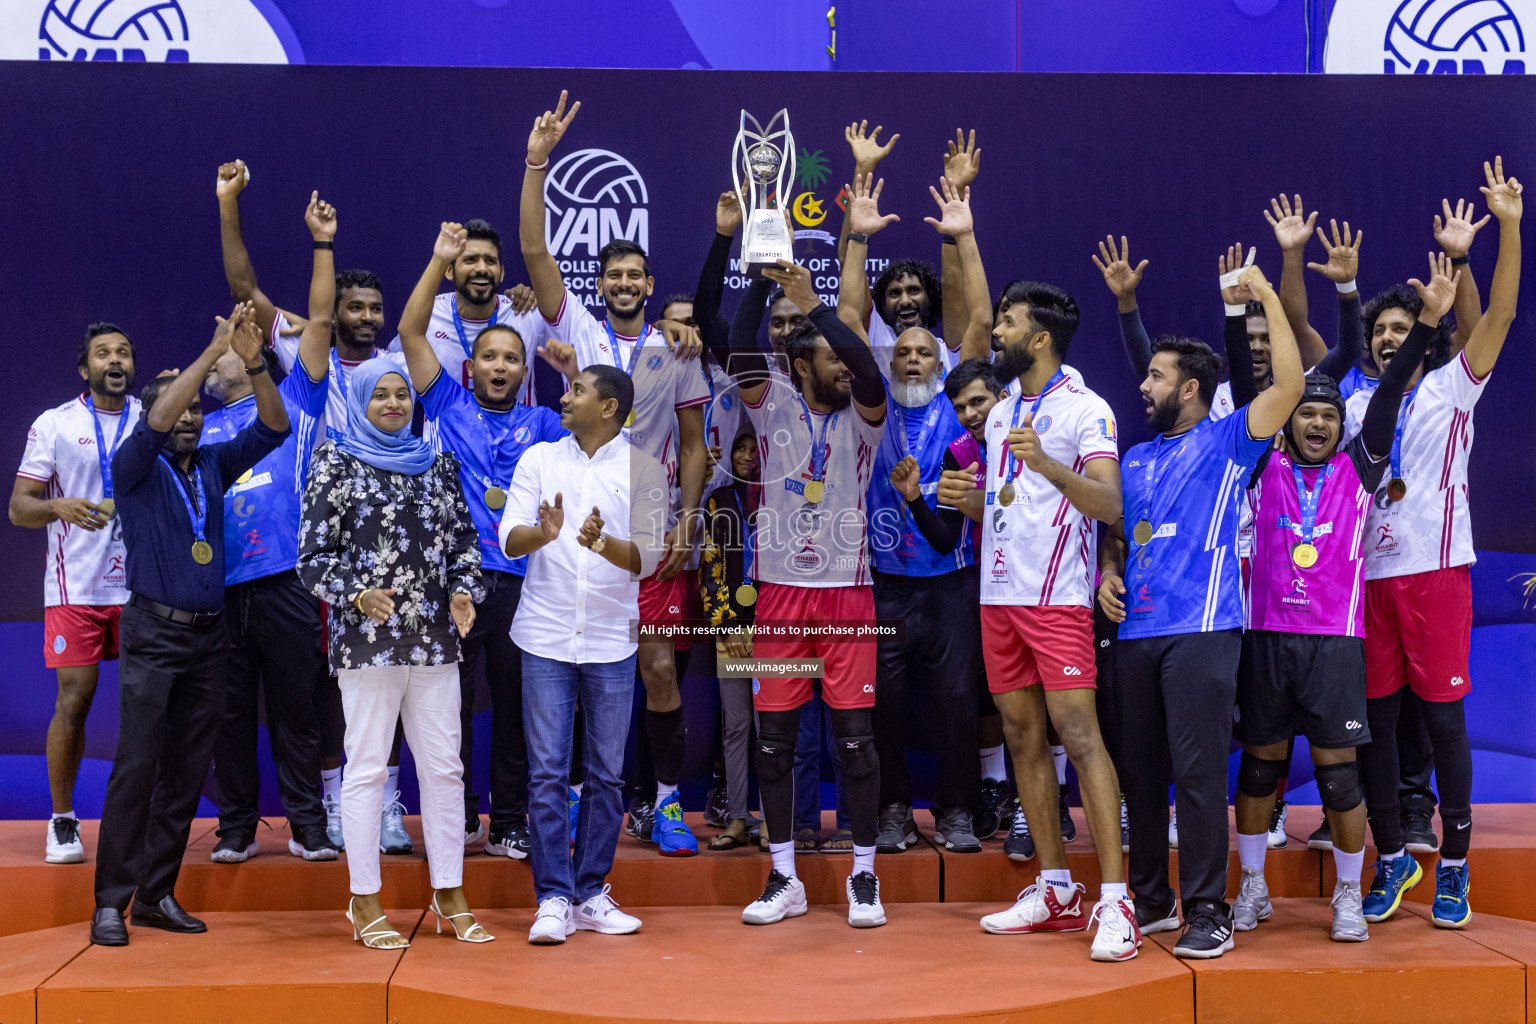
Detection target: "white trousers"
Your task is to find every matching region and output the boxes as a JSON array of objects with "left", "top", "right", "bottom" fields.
[{"left": 337, "top": 663, "right": 464, "bottom": 894}]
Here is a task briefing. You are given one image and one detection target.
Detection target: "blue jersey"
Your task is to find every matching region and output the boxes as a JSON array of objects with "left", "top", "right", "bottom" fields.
[
  {"left": 419, "top": 369, "right": 566, "bottom": 576},
  {"left": 1118, "top": 409, "right": 1269, "bottom": 639},
  {"left": 867, "top": 390, "right": 972, "bottom": 577},
  {"left": 202, "top": 364, "right": 327, "bottom": 586},
  {"left": 1337, "top": 365, "right": 1379, "bottom": 403}
]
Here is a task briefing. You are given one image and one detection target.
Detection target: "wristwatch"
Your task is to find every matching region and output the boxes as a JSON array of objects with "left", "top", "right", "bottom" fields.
[{"left": 590, "top": 533, "right": 607, "bottom": 554}]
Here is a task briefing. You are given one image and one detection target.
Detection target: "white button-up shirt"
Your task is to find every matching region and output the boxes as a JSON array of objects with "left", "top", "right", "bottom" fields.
[{"left": 502, "top": 432, "right": 669, "bottom": 664}]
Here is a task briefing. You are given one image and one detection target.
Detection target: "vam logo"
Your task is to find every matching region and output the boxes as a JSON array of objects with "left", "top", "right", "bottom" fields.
[
  {"left": 7, "top": 0, "right": 300, "bottom": 63},
  {"left": 544, "top": 148, "right": 648, "bottom": 258},
  {"left": 1323, "top": 0, "right": 1528, "bottom": 74}
]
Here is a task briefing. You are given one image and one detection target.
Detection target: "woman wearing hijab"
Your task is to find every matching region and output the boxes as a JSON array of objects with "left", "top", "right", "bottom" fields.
[{"left": 297, "top": 361, "right": 489, "bottom": 947}]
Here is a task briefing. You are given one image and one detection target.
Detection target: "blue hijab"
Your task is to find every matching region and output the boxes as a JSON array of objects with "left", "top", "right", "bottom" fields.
[{"left": 338, "top": 360, "right": 436, "bottom": 476}]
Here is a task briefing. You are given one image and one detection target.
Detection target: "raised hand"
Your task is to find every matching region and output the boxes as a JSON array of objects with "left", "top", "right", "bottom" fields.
[
  {"left": 1096, "top": 573, "right": 1126, "bottom": 623},
  {"left": 1433, "top": 197, "right": 1489, "bottom": 257},
  {"left": 1219, "top": 242, "right": 1254, "bottom": 306},
  {"left": 216, "top": 159, "right": 248, "bottom": 200},
  {"left": 359, "top": 587, "right": 397, "bottom": 624},
  {"left": 1237, "top": 263, "right": 1275, "bottom": 302},
  {"left": 922, "top": 177, "right": 973, "bottom": 237},
  {"left": 578, "top": 506, "right": 604, "bottom": 548},
  {"left": 505, "top": 283, "right": 537, "bottom": 315},
  {"left": 537, "top": 493, "right": 564, "bottom": 542},
  {"left": 536, "top": 339, "right": 579, "bottom": 379},
  {"left": 229, "top": 303, "right": 264, "bottom": 366},
  {"left": 528, "top": 89, "right": 581, "bottom": 165},
  {"left": 1264, "top": 193, "right": 1318, "bottom": 252},
  {"left": 943, "top": 128, "right": 981, "bottom": 188},
  {"left": 1306, "top": 219, "right": 1362, "bottom": 283},
  {"left": 889, "top": 455, "right": 922, "bottom": 501},
  {"left": 761, "top": 259, "right": 820, "bottom": 314},
  {"left": 434, "top": 221, "right": 468, "bottom": 263},
  {"left": 1093, "top": 235, "right": 1147, "bottom": 302},
  {"left": 846, "top": 172, "right": 899, "bottom": 237},
  {"left": 305, "top": 190, "right": 337, "bottom": 241},
  {"left": 845, "top": 120, "right": 899, "bottom": 173},
  {"left": 1480, "top": 155, "right": 1524, "bottom": 223},
  {"left": 716, "top": 191, "right": 743, "bottom": 236},
  {"left": 210, "top": 300, "right": 253, "bottom": 354},
  {"left": 1407, "top": 251, "right": 1461, "bottom": 323},
  {"left": 450, "top": 592, "right": 476, "bottom": 637}
]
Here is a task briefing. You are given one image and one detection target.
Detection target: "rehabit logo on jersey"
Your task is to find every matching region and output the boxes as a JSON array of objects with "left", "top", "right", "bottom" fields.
[
  {"left": 544, "top": 148, "right": 649, "bottom": 311},
  {"left": 1323, "top": 0, "right": 1529, "bottom": 75},
  {"left": 7, "top": 1, "right": 299, "bottom": 62}
]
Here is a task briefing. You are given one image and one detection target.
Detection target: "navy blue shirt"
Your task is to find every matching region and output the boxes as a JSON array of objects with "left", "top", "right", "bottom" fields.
[
  {"left": 418, "top": 369, "right": 566, "bottom": 575},
  {"left": 202, "top": 365, "right": 327, "bottom": 585},
  {"left": 114, "top": 410, "right": 289, "bottom": 612}
]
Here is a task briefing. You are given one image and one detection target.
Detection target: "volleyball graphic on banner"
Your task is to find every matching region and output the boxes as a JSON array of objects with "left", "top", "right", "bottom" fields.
[{"left": 0, "top": 0, "right": 297, "bottom": 63}]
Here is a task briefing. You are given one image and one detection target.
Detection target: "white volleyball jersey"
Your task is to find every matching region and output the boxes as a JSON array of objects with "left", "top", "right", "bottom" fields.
[
  {"left": 17, "top": 395, "right": 142, "bottom": 606},
  {"left": 387, "top": 291, "right": 549, "bottom": 411},
  {"left": 743, "top": 377, "right": 885, "bottom": 588},
  {"left": 980, "top": 370, "right": 1118, "bottom": 608},
  {"left": 1345, "top": 351, "right": 1486, "bottom": 581},
  {"left": 270, "top": 313, "right": 408, "bottom": 443}
]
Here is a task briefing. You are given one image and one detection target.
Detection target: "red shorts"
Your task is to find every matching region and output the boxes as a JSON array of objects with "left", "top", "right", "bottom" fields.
[
  {"left": 638, "top": 574, "right": 687, "bottom": 634},
  {"left": 981, "top": 604, "right": 1096, "bottom": 693},
  {"left": 751, "top": 583, "right": 876, "bottom": 712},
  {"left": 43, "top": 604, "right": 122, "bottom": 668},
  {"left": 1364, "top": 566, "right": 1472, "bottom": 701}
]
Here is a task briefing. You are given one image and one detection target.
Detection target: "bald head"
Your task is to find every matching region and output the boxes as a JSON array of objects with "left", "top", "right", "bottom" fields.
[{"left": 889, "top": 327, "right": 944, "bottom": 407}]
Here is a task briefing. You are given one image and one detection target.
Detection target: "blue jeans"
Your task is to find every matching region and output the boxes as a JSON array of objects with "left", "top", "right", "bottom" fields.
[
  {"left": 523, "top": 651, "right": 636, "bottom": 903},
  {"left": 794, "top": 693, "right": 850, "bottom": 833}
]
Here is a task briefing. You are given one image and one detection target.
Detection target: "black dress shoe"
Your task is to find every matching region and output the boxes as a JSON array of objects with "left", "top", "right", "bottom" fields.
[
  {"left": 129, "top": 894, "right": 206, "bottom": 933},
  {"left": 90, "top": 908, "right": 129, "bottom": 946}
]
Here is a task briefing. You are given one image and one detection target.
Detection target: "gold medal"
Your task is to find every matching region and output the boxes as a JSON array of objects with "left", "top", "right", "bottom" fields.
[
  {"left": 1291, "top": 542, "right": 1319, "bottom": 569},
  {"left": 998, "top": 482, "right": 1016, "bottom": 507},
  {"left": 1386, "top": 477, "right": 1407, "bottom": 502},
  {"left": 484, "top": 486, "right": 506, "bottom": 510},
  {"left": 191, "top": 540, "right": 214, "bottom": 565},
  {"left": 735, "top": 583, "right": 758, "bottom": 607},
  {"left": 1133, "top": 519, "right": 1153, "bottom": 546},
  {"left": 804, "top": 480, "right": 824, "bottom": 504},
  {"left": 624, "top": 410, "right": 636, "bottom": 428},
  {"left": 97, "top": 498, "right": 115, "bottom": 518}
]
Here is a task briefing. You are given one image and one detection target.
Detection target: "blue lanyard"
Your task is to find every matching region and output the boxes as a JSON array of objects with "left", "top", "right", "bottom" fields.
[
  {"left": 795, "top": 394, "right": 838, "bottom": 484},
  {"left": 1138, "top": 433, "right": 1171, "bottom": 538},
  {"left": 1289, "top": 458, "right": 1333, "bottom": 545},
  {"left": 451, "top": 296, "right": 498, "bottom": 361},
  {"left": 899, "top": 399, "right": 944, "bottom": 462},
  {"left": 85, "top": 396, "right": 129, "bottom": 499},
  {"left": 703, "top": 363, "right": 719, "bottom": 440},
  {"left": 477, "top": 406, "right": 518, "bottom": 492},
  {"left": 736, "top": 488, "right": 755, "bottom": 589},
  {"left": 1002, "top": 368, "right": 1063, "bottom": 485},
  {"left": 330, "top": 350, "right": 356, "bottom": 431},
  {"left": 159, "top": 454, "right": 207, "bottom": 543},
  {"left": 605, "top": 320, "right": 652, "bottom": 376},
  {"left": 1389, "top": 380, "right": 1422, "bottom": 483}
]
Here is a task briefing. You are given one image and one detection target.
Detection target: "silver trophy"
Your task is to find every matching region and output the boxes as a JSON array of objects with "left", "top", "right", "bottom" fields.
[{"left": 732, "top": 109, "right": 797, "bottom": 277}]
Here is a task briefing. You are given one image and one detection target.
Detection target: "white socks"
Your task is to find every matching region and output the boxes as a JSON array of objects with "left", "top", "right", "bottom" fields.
[
  {"left": 321, "top": 768, "right": 342, "bottom": 802},
  {"left": 1052, "top": 746, "right": 1067, "bottom": 786},
  {"left": 1237, "top": 831, "right": 1268, "bottom": 872},
  {"left": 1042, "top": 868, "right": 1073, "bottom": 891},
  {"left": 1381, "top": 847, "right": 1406, "bottom": 861},
  {"left": 852, "top": 844, "right": 876, "bottom": 876},
  {"left": 1100, "top": 882, "right": 1128, "bottom": 902},
  {"left": 656, "top": 782, "right": 678, "bottom": 804},
  {"left": 382, "top": 765, "right": 400, "bottom": 803},
  {"left": 53, "top": 809, "right": 77, "bottom": 820},
  {"left": 980, "top": 745, "right": 1007, "bottom": 782},
  {"left": 1334, "top": 847, "right": 1365, "bottom": 883},
  {"left": 770, "top": 841, "right": 796, "bottom": 879}
]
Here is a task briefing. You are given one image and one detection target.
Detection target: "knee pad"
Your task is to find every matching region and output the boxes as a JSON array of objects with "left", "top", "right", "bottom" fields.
[
  {"left": 1315, "top": 761, "right": 1364, "bottom": 813},
  {"left": 1237, "top": 752, "right": 1287, "bottom": 799},
  {"left": 755, "top": 740, "right": 793, "bottom": 784},
  {"left": 836, "top": 734, "right": 879, "bottom": 781}
]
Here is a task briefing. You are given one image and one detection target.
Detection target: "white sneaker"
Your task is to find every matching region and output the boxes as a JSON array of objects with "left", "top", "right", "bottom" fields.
[
  {"left": 464, "top": 818, "right": 486, "bottom": 849},
  {"left": 1090, "top": 897, "right": 1142, "bottom": 962},
  {"left": 322, "top": 792, "right": 344, "bottom": 850},
  {"left": 574, "top": 884, "right": 642, "bottom": 935},
  {"left": 847, "top": 871, "right": 887, "bottom": 928},
  {"left": 1267, "top": 801, "right": 1289, "bottom": 849},
  {"left": 1168, "top": 808, "right": 1179, "bottom": 849},
  {"left": 45, "top": 816, "right": 84, "bottom": 864},
  {"left": 980, "top": 878, "right": 1087, "bottom": 934},
  {"left": 528, "top": 897, "right": 574, "bottom": 944},
  {"left": 742, "top": 870, "right": 808, "bottom": 925},
  {"left": 1232, "top": 867, "right": 1272, "bottom": 931}
]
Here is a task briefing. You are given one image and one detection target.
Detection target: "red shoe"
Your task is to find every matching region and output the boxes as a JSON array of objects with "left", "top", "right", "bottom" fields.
[{"left": 980, "top": 878, "right": 1087, "bottom": 933}]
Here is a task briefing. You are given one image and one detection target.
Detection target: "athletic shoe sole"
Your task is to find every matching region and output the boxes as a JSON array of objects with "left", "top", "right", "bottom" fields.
[
  {"left": 1090, "top": 936, "right": 1143, "bottom": 961},
  {"left": 45, "top": 850, "right": 85, "bottom": 865},
  {"left": 1173, "top": 937, "right": 1234, "bottom": 958},
  {"left": 1308, "top": 838, "right": 1334, "bottom": 851},
  {"left": 982, "top": 917, "right": 1087, "bottom": 935},
  {"left": 1432, "top": 908, "right": 1472, "bottom": 929},
  {"left": 484, "top": 841, "right": 530, "bottom": 860},
  {"left": 1363, "top": 860, "right": 1423, "bottom": 923},
  {"left": 1405, "top": 840, "right": 1440, "bottom": 853},
  {"left": 848, "top": 911, "right": 887, "bottom": 928},
  {"left": 743, "top": 903, "right": 808, "bottom": 925},
  {"left": 380, "top": 843, "right": 413, "bottom": 855},
  {"left": 1138, "top": 913, "right": 1182, "bottom": 935},
  {"left": 287, "top": 838, "right": 338, "bottom": 861},
  {"left": 528, "top": 921, "right": 576, "bottom": 944},
  {"left": 575, "top": 918, "right": 642, "bottom": 935},
  {"left": 1005, "top": 848, "right": 1036, "bottom": 862},
  {"left": 211, "top": 842, "right": 257, "bottom": 864}
]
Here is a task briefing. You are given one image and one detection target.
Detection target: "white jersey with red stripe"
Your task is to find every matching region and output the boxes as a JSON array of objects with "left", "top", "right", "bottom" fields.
[
  {"left": 1345, "top": 350, "right": 1486, "bottom": 580},
  {"left": 547, "top": 288, "right": 711, "bottom": 529},
  {"left": 17, "top": 395, "right": 142, "bottom": 606},
  {"left": 386, "top": 292, "right": 549, "bottom": 410},
  {"left": 980, "top": 368, "right": 1118, "bottom": 608},
  {"left": 743, "top": 377, "right": 885, "bottom": 588},
  {"left": 270, "top": 312, "right": 408, "bottom": 443}
]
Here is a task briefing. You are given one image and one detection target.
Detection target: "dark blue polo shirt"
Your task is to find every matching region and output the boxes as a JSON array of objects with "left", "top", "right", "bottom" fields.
[{"left": 114, "top": 412, "right": 289, "bottom": 613}]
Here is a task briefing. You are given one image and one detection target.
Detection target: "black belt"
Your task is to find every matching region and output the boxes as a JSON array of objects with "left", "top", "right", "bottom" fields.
[{"left": 130, "top": 593, "right": 223, "bottom": 628}]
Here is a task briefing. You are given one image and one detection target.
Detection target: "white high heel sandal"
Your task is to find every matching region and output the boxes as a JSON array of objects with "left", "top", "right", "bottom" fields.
[
  {"left": 346, "top": 896, "right": 410, "bottom": 949},
  {"left": 430, "top": 892, "right": 495, "bottom": 943}
]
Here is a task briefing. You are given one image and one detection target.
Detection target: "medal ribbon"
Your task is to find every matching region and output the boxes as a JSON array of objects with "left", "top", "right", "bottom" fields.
[
  {"left": 1137, "top": 433, "right": 1170, "bottom": 544},
  {"left": 735, "top": 488, "right": 756, "bottom": 593},
  {"left": 1001, "top": 368, "right": 1064, "bottom": 486},
  {"left": 86, "top": 396, "right": 129, "bottom": 501},
  {"left": 159, "top": 454, "right": 208, "bottom": 546},
  {"left": 1289, "top": 458, "right": 1333, "bottom": 546},
  {"left": 1388, "top": 380, "right": 1422, "bottom": 486},
  {"left": 477, "top": 406, "right": 518, "bottom": 504},
  {"left": 794, "top": 393, "right": 837, "bottom": 487},
  {"left": 451, "top": 295, "right": 499, "bottom": 361},
  {"left": 604, "top": 320, "right": 653, "bottom": 377},
  {"left": 702, "top": 362, "right": 719, "bottom": 441}
]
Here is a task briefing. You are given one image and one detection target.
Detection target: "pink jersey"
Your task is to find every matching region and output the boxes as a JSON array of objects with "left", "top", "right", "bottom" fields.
[
  {"left": 946, "top": 432, "right": 985, "bottom": 563},
  {"left": 1244, "top": 441, "right": 1385, "bottom": 637}
]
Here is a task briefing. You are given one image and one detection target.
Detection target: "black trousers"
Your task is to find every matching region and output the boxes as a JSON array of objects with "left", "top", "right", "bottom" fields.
[
  {"left": 1116, "top": 628, "right": 1241, "bottom": 914},
  {"left": 1360, "top": 689, "right": 1473, "bottom": 859},
  {"left": 460, "top": 570, "right": 528, "bottom": 830},
  {"left": 95, "top": 603, "right": 228, "bottom": 911},
  {"left": 1092, "top": 601, "right": 1121, "bottom": 771},
  {"left": 872, "top": 567, "right": 982, "bottom": 814},
  {"left": 1397, "top": 690, "right": 1439, "bottom": 813},
  {"left": 212, "top": 572, "right": 326, "bottom": 833}
]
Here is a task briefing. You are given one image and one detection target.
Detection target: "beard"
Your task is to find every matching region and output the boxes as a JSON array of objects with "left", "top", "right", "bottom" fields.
[
  {"left": 889, "top": 371, "right": 942, "bottom": 409},
  {"left": 336, "top": 320, "right": 379, "bottom": 351},
  {"left": 89, "top": 365, "right": 133, "bottom": 398},
  {"left": 603, "top": 290, "right": 645, "bottom": 322},
  {"left": 167, "top": 430, "right": 200, "bottom": 459},
  {"left": 1145, "top": 390, "right": 1182, "bottom": 433},
  {"left": 804, "top": 372, "right": 852, "bottom": 412},
  {"left": 992, "top": 342, "right": 1034, "bottom": 386}
]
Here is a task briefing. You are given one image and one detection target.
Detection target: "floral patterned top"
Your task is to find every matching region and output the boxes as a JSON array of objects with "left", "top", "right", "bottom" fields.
[{"left": 297, "top": 441, "right": 484, "bottom": 672}]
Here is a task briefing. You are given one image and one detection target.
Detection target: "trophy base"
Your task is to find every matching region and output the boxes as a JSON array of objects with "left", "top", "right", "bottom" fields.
[
  {"left": 742, "top": 210, "right": 793, "bottom": 278},
  {"left": 741, "top": 255, "right": 795, "bottom": 278}
]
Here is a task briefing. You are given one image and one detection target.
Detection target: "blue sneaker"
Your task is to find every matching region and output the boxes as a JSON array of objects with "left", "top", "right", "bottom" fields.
[
  {"left": 651, "top": 792, "right": 699, "bottom": 857},
  {"left": 1361, "top": 855, "right": 1423, "bottom": 922},
  {"left": 568, "top": 788, "right": 580, "bottom": 846},
  {"left": 1431, "top": 861, "right": 1472, "bottom": 928}
]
